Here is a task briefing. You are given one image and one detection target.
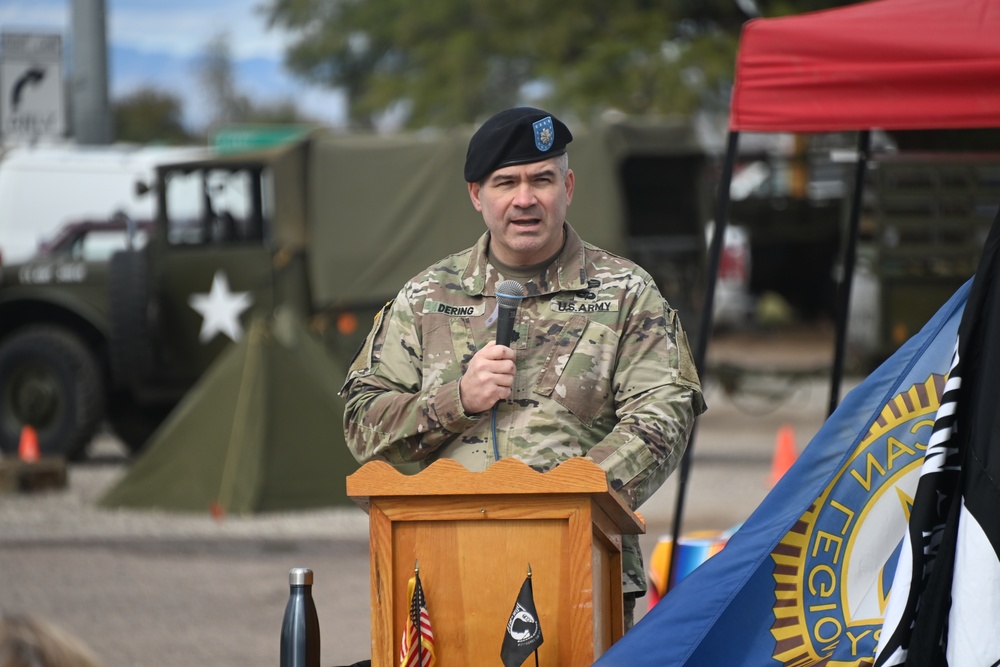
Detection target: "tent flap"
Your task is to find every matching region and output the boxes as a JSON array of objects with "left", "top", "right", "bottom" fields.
[{"left": 99, "top": 312, "right": 360, "bottom": 514}]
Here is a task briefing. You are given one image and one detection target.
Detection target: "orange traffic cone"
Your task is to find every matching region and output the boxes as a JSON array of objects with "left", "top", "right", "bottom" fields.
[
  {"left": 768, "top": 424, "right": 797, "bottom": 487},
  {"left": 18, "top": 424, "right": 40, "bottom": 462}
]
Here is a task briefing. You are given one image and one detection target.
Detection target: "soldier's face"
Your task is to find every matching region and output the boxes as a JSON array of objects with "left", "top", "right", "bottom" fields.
[{"left": 468, "top": 158, "right": 574, "bottom": 267}]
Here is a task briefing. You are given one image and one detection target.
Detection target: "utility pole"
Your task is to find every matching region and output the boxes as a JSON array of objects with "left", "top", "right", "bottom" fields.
[{"left": 71, "top": 0, "right": 113, "bottom": 144}]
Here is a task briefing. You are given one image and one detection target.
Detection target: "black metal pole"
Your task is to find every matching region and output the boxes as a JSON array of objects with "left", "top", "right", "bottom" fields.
[
  {"left": 827, "top": 130, "right": 871, "bottom": 417},
  {"left": 666, "top": 131, "right": 740, "bottom": 591}
]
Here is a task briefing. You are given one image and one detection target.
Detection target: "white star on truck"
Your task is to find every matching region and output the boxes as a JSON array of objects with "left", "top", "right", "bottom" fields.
[{"left": 188, "top": 270, "right": 253, "bottom": 343}]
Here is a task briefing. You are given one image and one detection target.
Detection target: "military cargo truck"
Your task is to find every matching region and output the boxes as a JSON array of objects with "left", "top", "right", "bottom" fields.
[
  {"left": 0, "top": 118, "right": 723, "bottom": 459},
  {"left": 848, "top": 152, "right": 1000, "bottom": 368}
]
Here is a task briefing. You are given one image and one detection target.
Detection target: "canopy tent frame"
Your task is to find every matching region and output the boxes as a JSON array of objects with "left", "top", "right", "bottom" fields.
[{"left": 668, "top": 0, "right": 1000, "bottom": 588}]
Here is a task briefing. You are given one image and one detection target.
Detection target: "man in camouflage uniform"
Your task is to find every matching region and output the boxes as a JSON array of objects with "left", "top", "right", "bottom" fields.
[{"left": 341, "top": 107, "right": 706, "bottom": 629}]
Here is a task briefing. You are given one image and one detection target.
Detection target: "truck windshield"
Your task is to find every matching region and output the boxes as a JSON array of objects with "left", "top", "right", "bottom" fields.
[{"left": 163, "top": 166, "right": 267, "bottom": 246}]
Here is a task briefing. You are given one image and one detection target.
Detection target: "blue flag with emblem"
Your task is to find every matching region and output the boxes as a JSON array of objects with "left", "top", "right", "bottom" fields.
[{"left": 594, "top": 278, "right": 971, "bottom": 666}]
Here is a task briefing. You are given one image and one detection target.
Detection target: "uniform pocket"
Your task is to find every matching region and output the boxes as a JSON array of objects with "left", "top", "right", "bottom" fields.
[
  {"left": 421, "top": 316, "right": 476, "bottom": 388},
  {"left": 533, "top": 314, "right": 617, "bottom": 425}
]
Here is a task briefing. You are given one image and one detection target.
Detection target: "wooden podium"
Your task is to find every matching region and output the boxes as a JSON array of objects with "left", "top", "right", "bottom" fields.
[{"left": 346, "top": 457, "right": 645, "bottom": 666}]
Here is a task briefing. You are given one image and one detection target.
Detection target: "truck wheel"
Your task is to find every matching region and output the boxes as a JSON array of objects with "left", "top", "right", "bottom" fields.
[
  {"left": 0, "top": 326, "right": 106, "bottom": 459},
  {"left": 108, "top": 250, "right": 155, "bottom": 387}
]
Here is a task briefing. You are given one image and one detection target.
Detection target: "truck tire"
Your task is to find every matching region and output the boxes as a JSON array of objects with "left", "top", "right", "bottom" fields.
[
  {"left": 0, "top": 326, "right": 106, "bottom": 459},
  {"left": 108, "top": 250, "right": 156, "bottom": 387}
]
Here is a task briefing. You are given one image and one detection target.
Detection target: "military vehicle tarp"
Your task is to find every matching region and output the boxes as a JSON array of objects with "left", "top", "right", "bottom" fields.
[
  {"left": 100, "top": 310, "right": 359, "bottom": 513},
  {"left": 154, "top": 117, "right": 718, "bottom": 315},
  {"left": 307, "top": 118, "right": 726, "bottom": 311},
  {"left": 305, "top": 125, "right": 630, "bottom": 310}
]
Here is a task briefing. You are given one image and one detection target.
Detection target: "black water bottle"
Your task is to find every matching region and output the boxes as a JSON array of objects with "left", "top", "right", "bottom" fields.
[{"left": 280, "top": 567, "right": 320, "bottom": 667}]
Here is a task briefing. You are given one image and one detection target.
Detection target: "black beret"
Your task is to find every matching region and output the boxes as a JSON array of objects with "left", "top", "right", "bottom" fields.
[{"left": 464, "top": 107, "right": 573, "bottom": 183}]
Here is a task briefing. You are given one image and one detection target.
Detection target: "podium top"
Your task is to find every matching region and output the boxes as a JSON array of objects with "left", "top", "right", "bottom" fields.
[{"left": 346, "top": 457, "right": 645, "bottom": 534}]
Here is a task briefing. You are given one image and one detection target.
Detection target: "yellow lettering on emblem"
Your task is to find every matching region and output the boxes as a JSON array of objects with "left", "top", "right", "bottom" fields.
[
  {"left": 813, "top": 617, "right": 842, "bottom": 644},
  {"left": 886, "top": 436, "right": 916, "bottom": 469},
  {"left": 812, "top": 531, "right": 844, "bottom": 565},
  {"left": 846, "top": 629, "right": 872, "bottom": 656},
  {"left": 829, "top": 500, "right": 856, "bottom": 535},
  {"left": 910, "top": 418, "right": 935, "bottom": 451},
  {"left": 850, "top": 451, "right": 887, "bottom": 492},
  {"left": 808, "top": 564, "right": 836, "bottom": 597}
]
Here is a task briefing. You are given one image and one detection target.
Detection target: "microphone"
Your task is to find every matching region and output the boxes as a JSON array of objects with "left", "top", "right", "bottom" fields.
[
  {"left": 491, "top": 279, "right": 524, "bottom": 462},
  {"left": 495, "top": 279, "right": 525, "bottom": 347}
]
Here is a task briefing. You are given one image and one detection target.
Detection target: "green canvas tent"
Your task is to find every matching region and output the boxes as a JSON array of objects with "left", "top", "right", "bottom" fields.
[{"left": 100, "top": 309, "right": 360, "bottom": 513}]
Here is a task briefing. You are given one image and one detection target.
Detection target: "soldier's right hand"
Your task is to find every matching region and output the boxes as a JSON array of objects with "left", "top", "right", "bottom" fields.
[{"left": 459, "top": 341, "right": 516, "bottom": 414}]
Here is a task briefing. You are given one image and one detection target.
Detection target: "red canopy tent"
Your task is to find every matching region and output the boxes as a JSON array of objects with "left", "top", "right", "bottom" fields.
[
  {"left": 730, "top": 0, "right": 1000, "bottom": 133},
  {"left": 675, "top": 0, "right": 1000, "bottom": 584}
]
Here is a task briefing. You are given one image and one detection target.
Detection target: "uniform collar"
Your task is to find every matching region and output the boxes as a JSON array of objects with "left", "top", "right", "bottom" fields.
[{"left": 461, "top": 222, "right": 590, "bottom": 297}]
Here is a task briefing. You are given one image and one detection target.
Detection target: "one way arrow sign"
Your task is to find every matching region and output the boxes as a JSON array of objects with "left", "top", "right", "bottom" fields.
[{"left": 1, "top": 33, "right": 66, "bottom": 142}]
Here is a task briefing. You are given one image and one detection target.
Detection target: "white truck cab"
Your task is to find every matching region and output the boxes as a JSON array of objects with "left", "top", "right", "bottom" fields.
[{"left": 0, "top": 143, "right": 206, "bottom": 264}]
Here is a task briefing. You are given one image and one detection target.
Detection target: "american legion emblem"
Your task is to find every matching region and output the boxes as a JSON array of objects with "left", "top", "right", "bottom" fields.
[{"left": 770, "top": 374, "right": 946, "bottom": 666}]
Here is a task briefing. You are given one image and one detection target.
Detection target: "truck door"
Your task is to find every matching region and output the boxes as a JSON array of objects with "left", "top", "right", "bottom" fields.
[{"left": 153, "top": 164, "right": 274, "bottom": 385}]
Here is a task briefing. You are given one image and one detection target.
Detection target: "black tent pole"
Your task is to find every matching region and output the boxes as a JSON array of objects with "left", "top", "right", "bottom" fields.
[
  {"left": 666, "top": 130, "right": 740, "bottom": 591},
  {"left": 827, "top": 130, "right": 871, "bottom": 417}
]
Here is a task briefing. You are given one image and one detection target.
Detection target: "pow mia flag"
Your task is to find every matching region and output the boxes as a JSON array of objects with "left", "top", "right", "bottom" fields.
[
  {"left": 501, "top": 572, "right": 543, "bottom": 667},
  {"left": 876, "top": 208, "right": 1000, "bottom": 666}
]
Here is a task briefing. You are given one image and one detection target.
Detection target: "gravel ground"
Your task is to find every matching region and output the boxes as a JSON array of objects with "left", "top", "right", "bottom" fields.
[
  {"left": 0, "top": 436, "right": 370, "bottom": 542},
  {"left": 0, "top": 436, "right": 375, "bottom": 667}
]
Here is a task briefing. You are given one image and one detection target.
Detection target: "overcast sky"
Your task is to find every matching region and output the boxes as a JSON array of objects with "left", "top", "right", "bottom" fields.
[{"left": 0, "top": 0, "right": 346, "bottom": 131}]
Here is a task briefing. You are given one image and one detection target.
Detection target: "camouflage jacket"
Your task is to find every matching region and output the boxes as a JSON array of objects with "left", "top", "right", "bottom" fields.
[{"left": 341, "top": 223, "right": 706, "bottom": 593}]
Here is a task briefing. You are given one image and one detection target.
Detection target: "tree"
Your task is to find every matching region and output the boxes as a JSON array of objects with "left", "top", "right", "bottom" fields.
[
  {"left": 113, "top": 88, "right": 195, "bottom": 144},
  {"left": 198, "top": 32, "right": 253, "bottom": 128},
  {"left": 197, "top": 31, "right": 319, "bottom": 130},
  {"left": 261, "top": 0, "right": 849, "bottom": 129}
]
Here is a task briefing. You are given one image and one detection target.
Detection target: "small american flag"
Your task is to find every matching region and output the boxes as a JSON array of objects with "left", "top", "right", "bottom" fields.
[{"left": 400, "top": 569, "right": 435, "bottom": 667}]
